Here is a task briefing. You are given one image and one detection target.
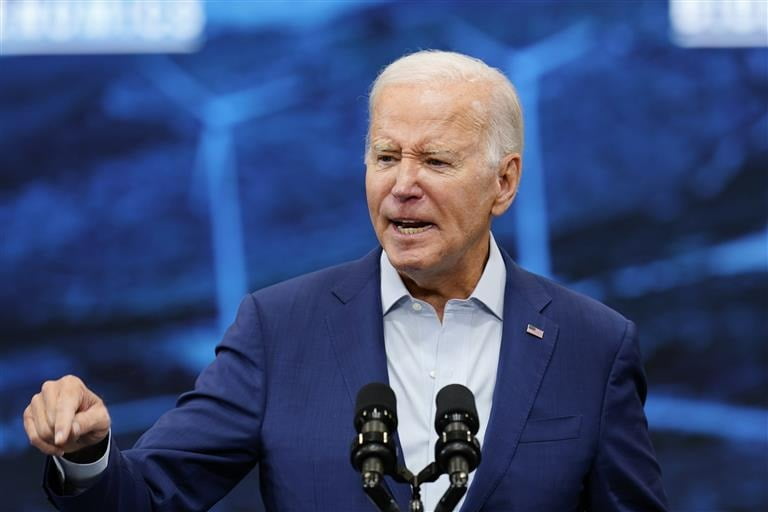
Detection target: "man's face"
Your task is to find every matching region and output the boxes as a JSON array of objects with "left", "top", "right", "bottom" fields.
[{"left": 365, "top": 82, "right": 517, "bottom": 283}]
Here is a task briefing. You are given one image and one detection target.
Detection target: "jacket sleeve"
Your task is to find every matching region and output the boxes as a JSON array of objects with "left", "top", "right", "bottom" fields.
[
  {"left": 43, "top": 294, "right": 266, "bottom": 512},
  {"left": 585, "top": 320, "right": 669, "bottom": 511}
]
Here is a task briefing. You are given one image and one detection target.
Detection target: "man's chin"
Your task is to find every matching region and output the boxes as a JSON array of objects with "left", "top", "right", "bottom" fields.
[{"left": 384, "top": 248, "right": 435, "bottom": 275}]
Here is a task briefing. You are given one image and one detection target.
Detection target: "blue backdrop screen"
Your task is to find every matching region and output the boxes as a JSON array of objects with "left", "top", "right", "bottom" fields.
[{"left": 0, "top": 1, "right": 766, "bottom": 511}]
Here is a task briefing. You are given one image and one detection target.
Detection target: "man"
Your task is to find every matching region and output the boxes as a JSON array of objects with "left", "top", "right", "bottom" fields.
[{"left": 24, "top": 50, "right": 668, "bottom": 511}]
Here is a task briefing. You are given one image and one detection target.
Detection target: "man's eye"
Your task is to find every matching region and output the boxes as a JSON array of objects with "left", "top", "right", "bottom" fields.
[
  {"left": 377, "top": 155, "right": 396, "bottom": 163},
  {"left": 426, "top": 158, "right": 449, "bottom": 167}
]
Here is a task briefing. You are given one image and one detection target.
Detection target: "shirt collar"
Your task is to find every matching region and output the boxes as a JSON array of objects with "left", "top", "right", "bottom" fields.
[
  {"left": 380, "top": 247, "right": 412, "bottom": 315},
  {"left": 380, "top": 232, "right": 506, "bottom": 320}
]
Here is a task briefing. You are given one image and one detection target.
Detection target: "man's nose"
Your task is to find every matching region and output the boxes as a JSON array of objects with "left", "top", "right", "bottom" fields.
[{"left": 391, "top": 157, "right": 423, "bottom": 201}]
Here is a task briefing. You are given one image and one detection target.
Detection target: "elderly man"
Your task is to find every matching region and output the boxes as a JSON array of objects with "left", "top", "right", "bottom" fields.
[{"left": 25, "top": 51, "right": 668, "bottom": 511}]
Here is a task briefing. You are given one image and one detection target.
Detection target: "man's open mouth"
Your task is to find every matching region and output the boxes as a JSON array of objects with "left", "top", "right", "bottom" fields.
[{"left": 391, "top": 219, "right": 434, "bottom": 235}]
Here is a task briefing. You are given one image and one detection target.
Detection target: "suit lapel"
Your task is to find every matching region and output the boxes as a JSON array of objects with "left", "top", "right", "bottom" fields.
[
  {"left": 325, "top": 248, "right": 412, "bottom": 508},
  {"left": 326, "top": 249, "right": 389, "bottom": 405},
  {"left": 461, "top": 251, "right": 559, "bottom": 512}
]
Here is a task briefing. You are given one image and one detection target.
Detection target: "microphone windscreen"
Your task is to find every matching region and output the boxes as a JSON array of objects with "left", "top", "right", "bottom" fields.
[
  {"left": 435, "top": 384, "right": 479, "bottom": 434},
  {"left": 355, "top": 382, "right": 397, "bottom": 418}
]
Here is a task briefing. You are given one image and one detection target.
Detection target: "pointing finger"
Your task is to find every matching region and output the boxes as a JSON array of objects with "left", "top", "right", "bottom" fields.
[
  {"left": 40, "top": 380, "right": 60, "bottom": 429},
  {"left": 29, "top": 394, "right": 54, "bottom": 444},
  {"left": 54, "top": 378, "right": 84, "bottom": 446}
]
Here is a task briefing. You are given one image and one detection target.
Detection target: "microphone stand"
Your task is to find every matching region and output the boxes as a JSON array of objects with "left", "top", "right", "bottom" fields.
[
  {"left": 400, "top": 461, "right": 468, "bottom": 512},
  {"left": 360, "top": 466, "right": 401, "bottom": 512},
  {"left": 360, "top": 461, "right": 470, "bottom": 512}
]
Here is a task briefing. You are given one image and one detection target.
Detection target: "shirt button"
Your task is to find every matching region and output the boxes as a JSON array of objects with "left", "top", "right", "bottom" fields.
[
  {"left": 429, "top": 370, "right": 436, "bottom": 379},
  {"left": 412, "top": 302, "right": 423, "bottom": 311}
]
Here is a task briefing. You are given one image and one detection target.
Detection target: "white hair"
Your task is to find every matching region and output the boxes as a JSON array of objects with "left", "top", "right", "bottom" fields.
[{"left": 367, "top": 50, "right": 524, "bottom": 167}]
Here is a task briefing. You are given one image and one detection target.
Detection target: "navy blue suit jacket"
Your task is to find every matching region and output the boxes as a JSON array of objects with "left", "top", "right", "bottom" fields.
[{"left": 45, "top": 248, "right": 667, "bottom": 511}]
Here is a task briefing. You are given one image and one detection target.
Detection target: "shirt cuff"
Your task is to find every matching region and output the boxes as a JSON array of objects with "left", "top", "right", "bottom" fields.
[{"left": 52, "top": 430, "right": 111, "bottom": 490}]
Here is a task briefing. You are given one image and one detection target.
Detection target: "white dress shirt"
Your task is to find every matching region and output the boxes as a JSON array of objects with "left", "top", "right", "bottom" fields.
[
  {"left": 52, "top": 434, "right": 111, "bottom": 492},
  {"left": 381, "top": 233, "right": 505, "bottom": 512}
]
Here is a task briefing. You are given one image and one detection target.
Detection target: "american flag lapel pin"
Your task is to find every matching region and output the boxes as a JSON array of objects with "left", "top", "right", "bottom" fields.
[{"left": 526, "top": 324, "right": 544, "bottom": 339}]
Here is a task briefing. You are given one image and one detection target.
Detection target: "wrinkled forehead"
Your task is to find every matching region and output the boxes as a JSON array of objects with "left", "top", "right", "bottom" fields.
[
  {"left": 371, "top": 82, "right": 488, "bottom": 119},
  {"left": 369, "top": 82, "right": 490, "bottom": 140}
]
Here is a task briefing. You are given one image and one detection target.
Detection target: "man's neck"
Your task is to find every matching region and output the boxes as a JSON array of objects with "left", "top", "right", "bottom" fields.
[{"left": 399, "top": 250, "right": 489, "bottom": 322}]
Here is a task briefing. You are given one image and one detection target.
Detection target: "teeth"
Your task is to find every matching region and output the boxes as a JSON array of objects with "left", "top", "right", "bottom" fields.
[{"left": 396, "top": 225, "right": 431, "bottom": 235}]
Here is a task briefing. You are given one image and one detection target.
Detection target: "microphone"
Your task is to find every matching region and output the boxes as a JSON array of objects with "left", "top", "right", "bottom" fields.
[
  {"left": 434, "top": 384, "right": 481, "bottom": 488},
  {"left": 351, "top": 382, "right": 400, "bottom": 512}
]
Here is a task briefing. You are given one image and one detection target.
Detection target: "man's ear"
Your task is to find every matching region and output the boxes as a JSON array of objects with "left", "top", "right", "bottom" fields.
[{"left": 491, "top": 153, "right": 522, "bottom": 217}]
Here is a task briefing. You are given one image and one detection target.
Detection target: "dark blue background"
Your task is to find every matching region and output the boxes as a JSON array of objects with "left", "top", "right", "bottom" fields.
[{"left": 1, "top": 1, "right": 766, "bottom": 511}]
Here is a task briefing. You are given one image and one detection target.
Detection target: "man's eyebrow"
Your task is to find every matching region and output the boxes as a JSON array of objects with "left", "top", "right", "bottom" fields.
[
  {"left": 372, "top": 141, "right": 399, "bottom": 152},
  {"left": 422, "top": 149, "right": 457, "bottom": 155},
  {"left": 419, "top": 146, "right": 460, "bottom": 158}
]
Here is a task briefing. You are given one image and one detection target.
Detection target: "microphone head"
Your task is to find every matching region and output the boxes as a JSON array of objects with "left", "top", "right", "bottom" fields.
[
  {"left": 354, "top": 382, "right": 398, "bottom": 431},
  {"left": 434, "top": 384, "right": 479, "bottom": 435}
]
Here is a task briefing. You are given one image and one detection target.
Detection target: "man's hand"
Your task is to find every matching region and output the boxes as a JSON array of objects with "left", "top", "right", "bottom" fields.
[{"left": 23, "top": 375, "right": 111, "bottom": 457}]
